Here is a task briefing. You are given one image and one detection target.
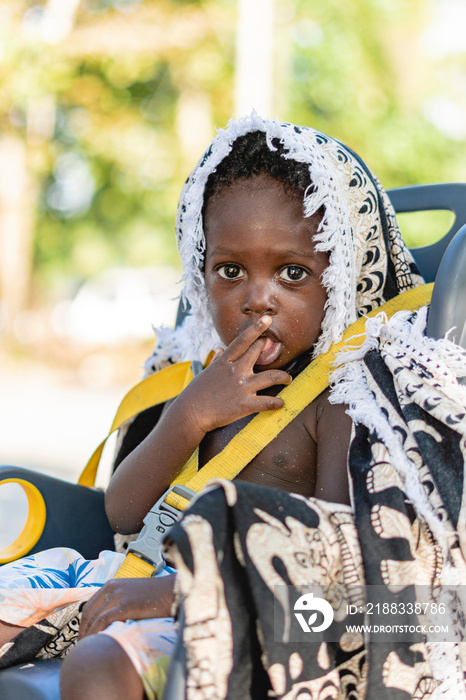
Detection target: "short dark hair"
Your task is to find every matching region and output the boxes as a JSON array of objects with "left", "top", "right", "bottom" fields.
[{"left": 203, "top": 130, "right": 312, "bottom": 209}]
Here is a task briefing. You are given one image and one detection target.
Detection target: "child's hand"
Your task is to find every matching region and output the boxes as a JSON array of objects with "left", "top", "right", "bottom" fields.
[
  {"left": 105, "top": 316, "right": 291, "bottom": 535},
  {"left": 178, "top": 315, "right": 292, "bottom": 435},
  {"left": 78, "top": 575, "right": 175, "bottom": 638}
]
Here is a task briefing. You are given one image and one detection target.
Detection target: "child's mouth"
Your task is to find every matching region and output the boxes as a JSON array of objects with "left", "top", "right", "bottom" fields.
[{"left": 256, "top": 333, "right": 283, "bottom": 366}]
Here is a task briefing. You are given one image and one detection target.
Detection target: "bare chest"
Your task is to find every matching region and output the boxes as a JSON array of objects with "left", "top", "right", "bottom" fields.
[{"left": 199, "top": 411, "right": 317, "bottom": 497}]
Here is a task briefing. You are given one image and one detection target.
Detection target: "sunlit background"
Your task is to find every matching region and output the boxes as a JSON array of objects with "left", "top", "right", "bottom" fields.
[{"left": 1, "top": 0, "right": 466, "bottom": 544}]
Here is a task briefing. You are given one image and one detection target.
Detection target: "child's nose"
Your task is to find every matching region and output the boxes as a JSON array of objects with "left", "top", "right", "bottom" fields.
[{"left": 241, "top": 282, "right": 278, "bottom": 315}]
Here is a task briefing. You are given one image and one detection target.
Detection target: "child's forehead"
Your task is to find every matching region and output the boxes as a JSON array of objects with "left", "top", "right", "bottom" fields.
[{"left": 204, "top": 180, "right": 322, "bottom": 255}]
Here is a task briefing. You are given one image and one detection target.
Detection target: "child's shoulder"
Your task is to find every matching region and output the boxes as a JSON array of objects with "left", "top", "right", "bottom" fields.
[
  {"left": 302, "top": 386, "right": 352, "bottom": 442},
  {"left": 301, "top": 387, "right": 352, "bottom": 504}
]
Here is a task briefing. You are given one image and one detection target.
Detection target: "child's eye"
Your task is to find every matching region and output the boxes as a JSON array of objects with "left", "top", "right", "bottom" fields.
[
  {"left": 279, "top": 266, "right": 308, "bottom": 282},
  {"left": 217, "top": 264, "right": 244, "bottom": 280}
]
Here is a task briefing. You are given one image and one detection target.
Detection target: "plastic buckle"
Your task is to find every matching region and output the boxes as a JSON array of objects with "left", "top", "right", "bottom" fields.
[{"left": 127, "top": 484, "right": 196, "bottom": 576}]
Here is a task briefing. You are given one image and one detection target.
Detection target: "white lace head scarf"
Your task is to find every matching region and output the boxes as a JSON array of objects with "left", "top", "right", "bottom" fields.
[{"left": 145, "top": 114, "right": 423, "bottom": 374}]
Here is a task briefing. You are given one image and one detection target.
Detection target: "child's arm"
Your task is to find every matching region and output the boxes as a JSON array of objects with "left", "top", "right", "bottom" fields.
[
  {"left": 312, "top": 389, "right": 353, "bottom": 505},
  {"left": 105, "top": 314, "right": 291, "bottom": 534}
]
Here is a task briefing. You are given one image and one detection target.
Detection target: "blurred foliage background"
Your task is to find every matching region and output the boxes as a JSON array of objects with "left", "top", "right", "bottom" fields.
[{"left": 1, "top": 0, "right": 466, "bottom": 364}]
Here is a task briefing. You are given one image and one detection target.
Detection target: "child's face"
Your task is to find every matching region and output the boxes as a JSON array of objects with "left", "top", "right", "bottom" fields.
[{"left": 204, "top": 175, "right": 329, "bottom": 370}]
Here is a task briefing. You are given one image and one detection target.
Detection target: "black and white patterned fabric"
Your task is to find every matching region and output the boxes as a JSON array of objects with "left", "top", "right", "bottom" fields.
[{"left": 165, "top": 312, "right": 466, "bottom": 700}]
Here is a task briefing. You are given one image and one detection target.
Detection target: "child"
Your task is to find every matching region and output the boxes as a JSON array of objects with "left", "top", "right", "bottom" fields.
[
  {"left": 60, "top": 121, "right": 360, "bottom": 699},
  {"left": 2, "top": 114, "right": 457, "bottom": 700},
  {"left": 157, "top": 121, "right": 466, "bottom": 699}
]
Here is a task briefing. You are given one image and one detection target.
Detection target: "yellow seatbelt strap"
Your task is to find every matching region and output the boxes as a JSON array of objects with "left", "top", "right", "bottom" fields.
[
  {"left": 78, "top": 361, "right": 193, "bottom": 487},
  {"left": 114, "top": 283, "right": 433, "bottom": 578}
]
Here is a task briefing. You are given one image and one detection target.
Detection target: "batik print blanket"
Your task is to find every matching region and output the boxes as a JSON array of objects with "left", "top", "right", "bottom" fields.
[
  {"left": 0, "top": 546, "right": 177, "bottom": 698},
  {"left": 0, "top": 548, "right": 120, "bottom": 668},
  {"left": 165, "top": 310, "right": 466, "bottom": 700}
]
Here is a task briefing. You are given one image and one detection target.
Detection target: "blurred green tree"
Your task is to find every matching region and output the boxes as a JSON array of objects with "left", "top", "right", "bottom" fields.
[
  {"left": 0, "top": 0, "right": 465, "bottom": 332},
  {"left": 281, "top": 0, "right": 465, "bottom": 184},
  {"left": 278, "top": 0, "right": 466, "bottom": 244},
  {"left": 0, "top": 0, "right": 235, "bottom": 323}
]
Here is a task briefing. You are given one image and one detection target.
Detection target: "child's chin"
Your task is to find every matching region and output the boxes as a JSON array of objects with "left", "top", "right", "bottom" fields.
[
  {"left": 255, "top": 354, "right": 289, "bottom": 373},
  {"left": 254, "top": 362, "right": 282, "bottom": 372}
]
